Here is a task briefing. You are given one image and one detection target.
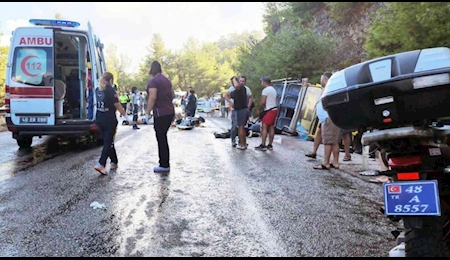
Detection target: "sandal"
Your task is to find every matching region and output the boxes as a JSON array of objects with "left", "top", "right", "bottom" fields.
[
  {"left": 313, "top": 164, "right": 330, "bottom": 170},
  {"left": 331, "top": 164, "right": 340, "bottom": 169},
  {"left": 369, "top": 175, "right": 391, "bottom": 183},
  {"left": 359, "top": 170, "right": 379, "bottom": 176},
  {"left": 343, "top": 156, "right": 352, "bottom": 161},
  {"left": 305, "top": 152, "right": 317, "bottom": 159}
]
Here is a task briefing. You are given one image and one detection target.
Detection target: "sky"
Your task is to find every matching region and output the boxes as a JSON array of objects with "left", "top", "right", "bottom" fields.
[{"left": 0, "top": 2, "right": 266, "bottom": 73}]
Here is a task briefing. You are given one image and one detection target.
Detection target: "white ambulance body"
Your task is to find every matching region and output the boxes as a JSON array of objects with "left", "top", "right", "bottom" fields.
[{"left": 4, "top": 19, "right": 107, "bottom": 148}]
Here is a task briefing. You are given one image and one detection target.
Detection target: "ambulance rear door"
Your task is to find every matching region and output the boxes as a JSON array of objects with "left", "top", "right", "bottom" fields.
[
  {"left": 8, "top": 27, "right": 55, "bottom": 126},
  {"left": 87, "top": 21, "right": 100, "bottom": 118}
]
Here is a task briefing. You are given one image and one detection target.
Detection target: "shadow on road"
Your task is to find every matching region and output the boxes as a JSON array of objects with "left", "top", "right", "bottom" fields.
[
  {"left": 156, "top": 172, "right": 171, "bottom": 213},
  {"left": 1, "top": 136, "right": 101, "bottom": 180}
]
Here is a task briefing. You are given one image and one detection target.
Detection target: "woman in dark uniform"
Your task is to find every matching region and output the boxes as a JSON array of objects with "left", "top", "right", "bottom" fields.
[{"left": 94, "top": 72, "right": 132, "bottom": 175}]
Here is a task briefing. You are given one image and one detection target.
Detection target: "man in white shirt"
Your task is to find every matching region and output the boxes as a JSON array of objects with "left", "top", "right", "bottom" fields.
[
  {"left": 226, "top": 76, "right": 253, "bottom": 147},
  {"left": 255, "top": 76, "right": 278, "bottom": 151}
]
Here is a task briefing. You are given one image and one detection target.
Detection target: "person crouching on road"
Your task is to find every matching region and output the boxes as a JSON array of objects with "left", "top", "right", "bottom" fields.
[
  {"left": 94, "top": 72, "right": 132, "bottom": 175},
  {"left": 131, "top": 86, "right": 140, "bottom": 130},
  {"left": 255, "top": 76, "right": 278, "bottom": 151}
]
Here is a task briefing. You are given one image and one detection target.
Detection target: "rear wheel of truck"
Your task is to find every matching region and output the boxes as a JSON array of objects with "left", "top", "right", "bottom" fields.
[{"left": 16, "top": 137, "right": 33, "bottom": 149}]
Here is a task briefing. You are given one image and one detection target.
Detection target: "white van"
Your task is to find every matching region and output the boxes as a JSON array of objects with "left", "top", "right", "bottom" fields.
[{"left": 4, "top": 19, "right": 107, "bottom": 148}]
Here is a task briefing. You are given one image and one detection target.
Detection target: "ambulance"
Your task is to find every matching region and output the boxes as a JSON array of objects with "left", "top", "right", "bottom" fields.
[{"left": 4, "top": 19, "right": 107, "bottom": 148}]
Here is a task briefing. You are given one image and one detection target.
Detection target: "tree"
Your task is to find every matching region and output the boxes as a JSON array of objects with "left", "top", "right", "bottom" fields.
[
  {"left": 215, "top": 30, "right": 265, "bottom": 51},
  {"left": 134, "top": 31, "right": 268, "bottom": 96},
  {"left": 325, "top": 2, "right": 360, "bottom": 24},
  {"left": 365, "top": 2, "right": 450, "bottom": 58},
  {"left": 0, "top": 25, "right": 9, "bottom": 106},
  {"left": 138, "top": 33, "right": 176, "bottom": 89},
  {"left": 104, "top": 44, "right": 132, "bottom": 92},
  {"left": 235, "top": 23, "right": 336, "bottom": 110},
  {"left": 55, "top": 13, "right": 63, "bottom": 19}
]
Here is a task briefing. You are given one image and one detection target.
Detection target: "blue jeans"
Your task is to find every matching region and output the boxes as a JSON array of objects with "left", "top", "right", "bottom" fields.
[{"left": 230, "top": 110, "right": 237, "bottom": 144}]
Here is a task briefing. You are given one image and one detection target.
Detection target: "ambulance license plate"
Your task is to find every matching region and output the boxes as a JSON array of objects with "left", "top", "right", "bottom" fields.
[{"left": 20, "top": 117, "right": 48, "bottom": 124}]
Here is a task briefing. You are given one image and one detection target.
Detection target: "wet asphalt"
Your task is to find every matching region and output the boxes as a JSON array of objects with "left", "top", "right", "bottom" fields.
[{"left": 0, "top": 113, "right": 398, "bottom": 257}]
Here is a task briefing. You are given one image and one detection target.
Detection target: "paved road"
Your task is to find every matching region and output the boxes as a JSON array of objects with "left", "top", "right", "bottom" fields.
[{"left": 0, "top": 114, "right": 397, "bottom": 257}]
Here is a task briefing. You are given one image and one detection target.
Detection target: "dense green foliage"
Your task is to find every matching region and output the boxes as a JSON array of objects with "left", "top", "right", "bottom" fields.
[
  {"left": 365, "top": 2, "right": 450, "bottom": 58},
  {"left": 325, "top": 2, "right": 360, "bottom": 24}
]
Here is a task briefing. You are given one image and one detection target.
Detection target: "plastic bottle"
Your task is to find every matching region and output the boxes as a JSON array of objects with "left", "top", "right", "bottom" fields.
[
  {"left": 389, "top": 242, "right": 405, "bottom": 257},
  {"left": 362, "top": 145, "right": 370, "bottom": 170}
]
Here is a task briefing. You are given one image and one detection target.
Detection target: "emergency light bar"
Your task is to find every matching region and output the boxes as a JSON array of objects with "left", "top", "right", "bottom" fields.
[{"left": 29, "top": 19, "right": 80, "bottom": 28}]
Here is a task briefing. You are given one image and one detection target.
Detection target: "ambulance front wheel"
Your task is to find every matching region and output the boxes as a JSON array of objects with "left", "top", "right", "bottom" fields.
[{"left": 17, "top": 137, "right": 33, "bottom": 149}]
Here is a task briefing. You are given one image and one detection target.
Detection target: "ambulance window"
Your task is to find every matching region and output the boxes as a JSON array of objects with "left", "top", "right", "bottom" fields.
[{"left": 11, "top": 47, "right": 53, "bottom": 86}]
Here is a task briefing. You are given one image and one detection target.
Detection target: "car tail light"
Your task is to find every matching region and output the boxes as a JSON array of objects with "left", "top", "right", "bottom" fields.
[
  {"left": 389, "top": 155, "right": 422, "bottom": 168},
  {"left": 7, "top": 126, "right": 17, "bottom": 132},
  {"left": 90, "top": 125, "right": 98, "bottom": 131},
  {"left": 389, "top": 156, "right": 422, "bottom": 181},
  {"left": 397, "top": 172, "right": 420, "bottom": 181},
  {"left": 5, "top": 85, "right": 10, "bottom": 113}
]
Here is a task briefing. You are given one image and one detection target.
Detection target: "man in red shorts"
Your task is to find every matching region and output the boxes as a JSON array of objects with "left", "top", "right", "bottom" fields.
[{"left": 255, "top": 76, "right": 278, "bottom": 151}]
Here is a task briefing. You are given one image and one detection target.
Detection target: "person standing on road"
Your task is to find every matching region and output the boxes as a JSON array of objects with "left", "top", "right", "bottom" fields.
[
  {"left": 313, "top": 72, "right": 341, "bottom": 170},
  {"left": 131, "top": 87, "right": 140, "bottom": 130},
  {"left": 145, "top": 61, "right": 175, "bottom": 173},
  {"left": 225, "top": 76, "right": 253, "bottom": 150},
  {"left": 126, "top": 90, "right": 132, "bottom": 115},
  {"left": 226, "top": 76, "right": 253, "bottom": 148},
  {"left": 220, "top": 93, "right": 227, "bottom": 118},
  {"left": 139, "top": 92, "right": 145, "bottom": 116},
  {"left": 240, "top": 76, "right": 254, "bottom": 121},
  {"left": 186, "top": 89, "right": 197, "bottom": 117},
  {"left": 305, "top": 70, "right": 338, "bottom": 159},
  {"left": 94, "top": 72, "right": 131, "bottom": 175},
  {"left": 255, "top": 76, "right": 278, "bottom": 151},
  {"left": 210, "top": 96, "right": 217, "bottom": 117},
  {"left": 182, "top": 87, "right": 192, "bottom": 118},
  {"left": 204, "top": 96, "right": 212, "bottom": 117},
  {"left": 119, "top": 92, "right": 128, "bottom": 118}
]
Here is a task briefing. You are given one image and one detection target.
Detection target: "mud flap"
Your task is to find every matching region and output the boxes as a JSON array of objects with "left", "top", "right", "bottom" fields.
[
  {"left": 403, "top": 216, "right": 424, "bottom": 229},
  {"left": 403, "top": 199, "right": 450, "bottom": 229}
]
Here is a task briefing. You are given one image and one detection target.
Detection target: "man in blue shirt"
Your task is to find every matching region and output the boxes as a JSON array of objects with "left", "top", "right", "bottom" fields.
[
  {"left": 313, "top": 72, "right": 341, "bottom": 170},
  {"left": 305, "top": 73, "right": 329, "bottom": 159}
]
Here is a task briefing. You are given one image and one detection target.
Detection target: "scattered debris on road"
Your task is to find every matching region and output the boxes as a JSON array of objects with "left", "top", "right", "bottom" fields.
[{"left": 90, "top": 201, "right": 106, "bottom": 210}]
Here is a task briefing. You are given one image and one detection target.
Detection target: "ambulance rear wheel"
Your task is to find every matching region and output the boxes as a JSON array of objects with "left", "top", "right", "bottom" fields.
[
  {"left": 96, "top": 138, "right": 104, "bottom": 146},
  {"left": 17, "top": 137, "right": 33, "bottom": 149}
]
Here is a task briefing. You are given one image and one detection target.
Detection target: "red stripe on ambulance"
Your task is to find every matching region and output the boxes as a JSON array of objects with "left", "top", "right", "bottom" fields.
[{"left": 10, "top": 87, "right": 53, "bottom": 99}]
